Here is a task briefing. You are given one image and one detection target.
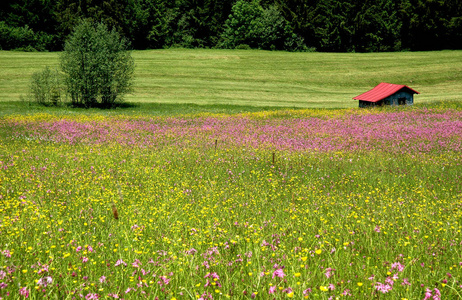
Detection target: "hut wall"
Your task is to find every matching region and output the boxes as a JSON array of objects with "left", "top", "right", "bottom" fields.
[
  {"left": 382, "top": 91, "right": 414, "bottom": 106},
  {"left": 359, "top": 100, "right": 384, "bottom": 108}
]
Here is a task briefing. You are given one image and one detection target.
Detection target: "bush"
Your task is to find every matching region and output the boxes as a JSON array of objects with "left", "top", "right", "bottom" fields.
[
  {"left": 61, "top": 20, "right": 134, "bottom": 108},
  {"left": 29, "top": 67, "right": 63, "bottom": 106}
]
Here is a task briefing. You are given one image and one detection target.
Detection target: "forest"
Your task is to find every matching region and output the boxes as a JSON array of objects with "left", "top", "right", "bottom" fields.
[{"left": 1, "top": 0, "right": 461, "bottom": 52}]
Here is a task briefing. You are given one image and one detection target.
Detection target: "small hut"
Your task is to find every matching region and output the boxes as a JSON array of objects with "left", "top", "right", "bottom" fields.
[{"left": 353, "top": 82, "right": 419, "bottom": 108}]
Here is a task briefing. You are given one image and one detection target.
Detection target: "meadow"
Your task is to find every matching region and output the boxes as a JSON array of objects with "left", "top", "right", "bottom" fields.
[
  {"left": 1, "top": 49, "right": 462, "bottom": 299},
  {"left": 1, "top": 49, "right": 462, "bottom": 108},
  {"left": 1, "top": 105, "right": 462, "bottom": 299}
]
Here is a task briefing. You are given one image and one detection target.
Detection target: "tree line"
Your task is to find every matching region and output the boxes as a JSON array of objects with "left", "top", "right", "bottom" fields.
[{"left": 1, "top": 0, "right": 461, "bottom": 52}]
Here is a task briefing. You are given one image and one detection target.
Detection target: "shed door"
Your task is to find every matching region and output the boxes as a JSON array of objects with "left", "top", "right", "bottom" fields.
[{"left": 398, "top": 97, "right": 406, "bottom": 105}]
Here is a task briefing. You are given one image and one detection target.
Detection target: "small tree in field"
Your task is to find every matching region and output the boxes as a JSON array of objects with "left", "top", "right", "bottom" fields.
[
  {"left": 29, "top": 66, "right": 63, "bottom": 106},
  {"left": 61, "top": 20, "right": 134, "bottom": 107}
]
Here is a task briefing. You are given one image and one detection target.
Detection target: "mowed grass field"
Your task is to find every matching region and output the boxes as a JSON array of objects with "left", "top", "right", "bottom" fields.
[
  {"left": 1, "top": 50, "right": 462, "bottom": 299},
  {"left": 1, "top": 49, "right": 462, "bottom": 108}
]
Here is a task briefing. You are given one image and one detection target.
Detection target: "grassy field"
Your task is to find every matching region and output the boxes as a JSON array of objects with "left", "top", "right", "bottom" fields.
[
  {"left": 1, "top": 106, "right": 461, "bottom": 299},
  {"left": 1, "top": 49, "right": 462, "bottom": 108},
  {"left": 1, "top": 50, "right": 462, "bottom": 299}
]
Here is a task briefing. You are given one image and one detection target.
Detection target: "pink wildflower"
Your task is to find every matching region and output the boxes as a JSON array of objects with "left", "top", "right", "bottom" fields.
[
  {"left": 272, "top": 268, "right": 285, "bottom": 279},
  {"left": 37, "top": 276, "right": 53, "bottom": 287},
  {"left": 385, "top": 276, "right": 395, "bottom": 286},
  {"left": 131, "top": 259, "right": 141, "bottom": 268},
  {"left": 424, "top": 288, "right": 433, "bottom": 300},
  {"left": 99, "top": 276, "right": 106, "bottom": 283},
  {"left": 19, "top": 287, "right": 29, "bottom": 298},
  {"left": 186, "top": 248, "right": 197, "bottom": 255},
  {"left": 401, "top": 278, "right": 411, "bottom": 286},
  {"left": 114, "top": 259, "right": 127, "bottom": 267},
  {"left": 325, "top": 267, "right": 334, "bottom": 278},
  {"left": 204, "top": 272, "right": 220, "bottom": 280},
  {"left": 269, "top": 286, "right": 276, "bottom": 294},
  {"left": 157, "top": 276, "right": 170, "bottom": 286},
  {"left": 391, "top": 262, "right": 405, "bottom": 272},
  {"left": 433, "top": 288, "right": 441, "bottom": 300},
  {"left": 375, "top": 282, "right": 392, "bottom": 293},
  {"left": 85, "top": 293, "right": 99, "bottom": 299}
]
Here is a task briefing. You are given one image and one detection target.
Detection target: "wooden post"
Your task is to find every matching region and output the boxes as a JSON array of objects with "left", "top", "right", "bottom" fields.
[
  {"left": 215, "top": 139, "right": 218, "bottom": 151},
  {"left": 272, "top": 152, "right": 275, "bottom": 165}
]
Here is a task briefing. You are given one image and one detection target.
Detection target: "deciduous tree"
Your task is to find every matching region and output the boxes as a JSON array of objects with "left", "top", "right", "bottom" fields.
[{"left": 60, "top": 20, "right": 134, "bottom": 107}]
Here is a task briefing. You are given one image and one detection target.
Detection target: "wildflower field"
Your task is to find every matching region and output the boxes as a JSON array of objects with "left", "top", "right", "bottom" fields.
[{"left": 0, "top": 106, "right": 461, "bottom": 299}]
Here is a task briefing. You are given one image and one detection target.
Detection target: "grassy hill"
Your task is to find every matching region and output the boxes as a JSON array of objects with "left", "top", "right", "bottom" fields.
[{"left": 1, "top": 49, "right": 461, "bottom": 108}]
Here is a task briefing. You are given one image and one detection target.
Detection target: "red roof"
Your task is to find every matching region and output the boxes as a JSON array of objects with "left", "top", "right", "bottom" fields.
[{"left": 353, "top": 82, "right": 419, "bottom": 102}]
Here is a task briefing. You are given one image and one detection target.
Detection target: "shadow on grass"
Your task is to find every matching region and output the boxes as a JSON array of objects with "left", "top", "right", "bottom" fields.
[
  {"left": 0, "top": 101, "right": 299, "bottom": 117},
  {"left": 68, "top": 102, "right": 138, "bottom": 109},
  {"left": 2, "top": 100, "right": 460, "bottom": 117}
]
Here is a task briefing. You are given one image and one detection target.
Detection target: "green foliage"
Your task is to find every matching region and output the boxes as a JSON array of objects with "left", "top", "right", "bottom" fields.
[
  {"left": 165, "top": 0, "right": 233, "bottom": 49},
  {"left": 220, "top": 0, "right": 305, "bottom": 51},
  {"left": 60, "top": 20, "right": 135, "bottom": 108},
  {"left": 220, "top": 0, "right": 264, "bottom": 49},
  {"left": 124, "top": 0, "right": 172, "bottom": 49},
  {"left": 28, "top": 66, "right": 63, "bottom": 106},
  {"left": 0, "top": 22, "right": 36, "bottom": 50},
  {"left": 2, "top": 0, "right": 462, "bottom": 51},
  {"left": 260, "top": 5, "right": 303, "bottom": 51},
  {"left": 0, "top": 21, "right": 59, "bottom": 51}
]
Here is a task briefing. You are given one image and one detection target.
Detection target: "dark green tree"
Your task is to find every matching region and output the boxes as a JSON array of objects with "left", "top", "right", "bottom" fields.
[
  {"left": 60, "top": 20, "right": 134, "bottom": 107},
  {"left": 403, "top": 0, "right": 462, "bottom": 50},
  {"left": 2, "top": 0, "right": 462, "bottom": 51},
  {"left": 275, "top": 0, "right": 321, "bottom": 50},
  {"left": 123, "top": 0, "right": 172, "bottom": 49},
  {"left": 165, "top": 0, "right": 233, "bottom": 48},
  {"left": 220, "top": 0, "right": 303, "bottom": 50},
  {"left": 220, "top": 0, "right": 265, "bottom": 49},
  {"left": 0, "top": 0, "right": 60, "bottom": 50}
]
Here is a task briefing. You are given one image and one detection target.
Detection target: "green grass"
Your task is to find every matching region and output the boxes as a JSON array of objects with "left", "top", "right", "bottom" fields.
[
  {"left": 1, "top": 49, "right": 462, "bottom": 109},
  {"left": 1, "top": 108, "right": 461, "bottom": 299}
]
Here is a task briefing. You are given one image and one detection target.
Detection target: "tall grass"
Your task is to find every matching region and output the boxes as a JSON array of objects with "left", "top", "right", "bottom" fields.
[{"left": 1, "top": 105, "right": 461, "bottom": 299}]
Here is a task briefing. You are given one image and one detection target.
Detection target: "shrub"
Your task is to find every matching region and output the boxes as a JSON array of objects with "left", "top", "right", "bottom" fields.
[
  {"left": 60, "top": 20, "right": 134, "bottom": 108},
  {"left": 29, "top": 67, "right": 63, "bottom": 106}
]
